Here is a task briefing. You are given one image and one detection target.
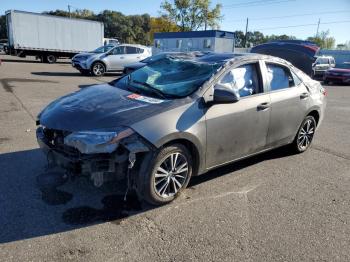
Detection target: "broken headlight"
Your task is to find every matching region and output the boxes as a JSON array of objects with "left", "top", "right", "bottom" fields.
[{"left": 64, "top": 128, "right": 134, "bottom": 154}]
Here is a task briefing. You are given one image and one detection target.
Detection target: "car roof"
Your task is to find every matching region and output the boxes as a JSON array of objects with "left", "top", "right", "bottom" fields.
[{"left": 118, "top": 43, "right": 148, "bottom": 48}]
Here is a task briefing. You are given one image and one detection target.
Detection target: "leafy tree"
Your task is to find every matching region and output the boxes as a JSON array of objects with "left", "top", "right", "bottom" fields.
[
  {"left": 234, "top": 30, "right": 245, "bottom": 48},
  {"left": 150, "top": 16, "right": 179, "bottom": 41},
  {"left": 307, "top": 30, "right": 335, "bottom": 49},
  {"left": 160, "top": 0, "right": 222, "bottom": 31}
]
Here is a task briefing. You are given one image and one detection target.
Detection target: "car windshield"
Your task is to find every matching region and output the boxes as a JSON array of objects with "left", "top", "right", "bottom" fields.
[
  {"left": 91, "top": 45, "right": 115, "bottom": 54},
  {"left": 316, "top": 58, "right": 329, "bottom": 64},
  {"left": 121, "top": 56, "right": 221, "bottom": 98}
]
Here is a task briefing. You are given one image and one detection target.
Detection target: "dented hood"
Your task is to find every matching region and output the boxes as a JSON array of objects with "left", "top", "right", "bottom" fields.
[{"left": 39, "top": 83, "right": 176, "bottom": 131}]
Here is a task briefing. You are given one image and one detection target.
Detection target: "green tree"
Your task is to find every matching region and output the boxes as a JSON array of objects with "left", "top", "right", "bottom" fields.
[
  {"left": 307, "top": 30, "right": 335, "bottom": 49},
  {"left": 160, "top": 0, "right": 222, "bottom": 31}
]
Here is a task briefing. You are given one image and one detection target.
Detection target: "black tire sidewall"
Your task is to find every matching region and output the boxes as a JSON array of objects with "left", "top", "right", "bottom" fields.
[
  {"left": 46, "top": 55, "right": 57, "bottom": 64},
  {"left": 137, "top": 144, "right": 193, "bottom": 205}
]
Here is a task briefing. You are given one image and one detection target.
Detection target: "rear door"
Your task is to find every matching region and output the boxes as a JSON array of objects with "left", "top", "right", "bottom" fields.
[
  {"left": 124, "top": 46, "right": 144, "bottom": 65},
  {"left": 262, "top": 61, "right": 309, "bottom": 147}
]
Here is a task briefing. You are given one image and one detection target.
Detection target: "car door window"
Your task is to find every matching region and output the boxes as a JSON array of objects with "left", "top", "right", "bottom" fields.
[
  {"left": 266, "top": 63, "right": 295, "bottom": 91},
  {"left": 126, "top": 46, "right": 138, "bottom": 54},
  {"left": 219, "top": 63, "right": 261, "bottom": 97},
  {"left": 112, "top": 46, "right": 126, "bottom": 55}
]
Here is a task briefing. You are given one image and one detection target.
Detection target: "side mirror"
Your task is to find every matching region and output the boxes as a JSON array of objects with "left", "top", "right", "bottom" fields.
[{"left": 213, "top": 85, "right": 240, "bottom": 103}]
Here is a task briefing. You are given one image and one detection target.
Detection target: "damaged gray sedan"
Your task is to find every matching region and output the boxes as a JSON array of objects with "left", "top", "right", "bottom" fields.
[{"left": 36, "top": 52, "right": 326, "bottom": 205}]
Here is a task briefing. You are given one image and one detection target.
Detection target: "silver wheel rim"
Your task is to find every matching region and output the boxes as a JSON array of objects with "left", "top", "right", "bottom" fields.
[
  {"left": 154, "top": 152, "right": 189, "bottom": 198},
  {"left": 297, "top": 119, "right": 315, "bottom": 151},
  {"left": 93, "top": 64, "right": 104, "bottom": 75}
]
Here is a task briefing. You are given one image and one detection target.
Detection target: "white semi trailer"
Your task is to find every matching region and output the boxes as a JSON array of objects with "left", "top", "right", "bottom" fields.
[{"left": 5, "top": 10, "right": 104, "bottom": 63}]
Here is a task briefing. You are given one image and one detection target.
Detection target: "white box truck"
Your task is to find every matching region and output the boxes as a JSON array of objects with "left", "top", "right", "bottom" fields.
[{"left": 5, "top": 10, "right": 104, "bottom": 63}]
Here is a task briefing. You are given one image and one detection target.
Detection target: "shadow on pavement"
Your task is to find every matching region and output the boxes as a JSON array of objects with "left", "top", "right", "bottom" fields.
[
  {"left": 32, "top": 72, "right": 123, "bottom": 77},
  {"left": 0, "top": 148, "right": 153, "bottom": 244},
  {"left": 0, "top": 145, "right": 293, "bottom": 244},
  {"left": 190, "top": 145, "right": 294, "bottom": 187}
]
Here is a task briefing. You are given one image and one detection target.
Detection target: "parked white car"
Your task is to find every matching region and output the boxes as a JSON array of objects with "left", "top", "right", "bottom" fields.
[
  {"left": 72, "top": 44, "right": 152, "bottom": 76},
  {"left": 312, "top": 56, "right": 336, "bottom": 78}
]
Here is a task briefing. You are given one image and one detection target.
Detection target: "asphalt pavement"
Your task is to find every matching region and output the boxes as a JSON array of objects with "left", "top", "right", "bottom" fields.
[{"left": 0, "top": 54, "right": 349, "bottom": 262}]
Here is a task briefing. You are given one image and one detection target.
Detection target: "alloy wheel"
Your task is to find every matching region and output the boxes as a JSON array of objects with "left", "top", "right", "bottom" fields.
[
  {"left": 93, "top": 63, "right": 105, "bottom": 76},
  {"left": 297, "top": 119, "right": 315, "bottom": 151},
  {"left": 154, "top": 152, "right": 189, "bottom": 198}
]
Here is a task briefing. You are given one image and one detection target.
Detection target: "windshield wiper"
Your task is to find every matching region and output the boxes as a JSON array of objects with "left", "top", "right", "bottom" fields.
[{"left": 130, "top": 79, "right": 167, "bottom": 99}]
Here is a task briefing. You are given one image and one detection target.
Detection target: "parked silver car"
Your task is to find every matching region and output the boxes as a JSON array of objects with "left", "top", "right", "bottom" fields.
[
  {"left": 37, "top": 52, "right": 326, "bottom": 205},
  {"left": 71, "top": 44, "right": 151, "bottom": 76}
]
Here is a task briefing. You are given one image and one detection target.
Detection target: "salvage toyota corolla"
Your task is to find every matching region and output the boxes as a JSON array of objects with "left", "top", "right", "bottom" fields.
[{"left": 36, "top": 52, "right": 326, "bottom": 205}]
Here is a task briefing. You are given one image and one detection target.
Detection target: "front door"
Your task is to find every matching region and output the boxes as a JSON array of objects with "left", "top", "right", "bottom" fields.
[
  {"left": 205, "top": 62, "right": 271, "bottom": 168},
  {"left": 107, "top": 46, "right": 127, "bottom": 70}
]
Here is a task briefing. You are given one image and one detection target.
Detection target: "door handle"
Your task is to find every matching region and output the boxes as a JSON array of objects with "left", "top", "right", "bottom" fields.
[
  {"left": 300, "top": 92, "right": 309, "bottom": 99},
  {"left": 137, "top": 56, "right": 141, "bottom": 59},
  {"left": 257, "top": 102, "right": 271, "bottom": 111},
  {"left": 120, "top": 56, "right": 125, "bottom": 59}
]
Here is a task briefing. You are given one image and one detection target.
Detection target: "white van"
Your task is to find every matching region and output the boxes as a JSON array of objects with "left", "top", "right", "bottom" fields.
[{"left": 312, "top": 56, "right": 336, "bottom": 78}]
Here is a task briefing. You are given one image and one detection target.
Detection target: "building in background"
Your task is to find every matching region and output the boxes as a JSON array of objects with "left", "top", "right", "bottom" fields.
[{"left": 153, "top": 30, "right": 234, "bottom": 53}]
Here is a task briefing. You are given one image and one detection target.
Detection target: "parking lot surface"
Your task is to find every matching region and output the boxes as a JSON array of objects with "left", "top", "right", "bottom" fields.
[{"left": 0, "top": 54, "right": 349, "bottom": 262}]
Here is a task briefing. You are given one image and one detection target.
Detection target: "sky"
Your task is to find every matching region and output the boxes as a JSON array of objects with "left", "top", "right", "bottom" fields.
[{"left": 1, "top": 0, "right": 349, "bottom": 45}]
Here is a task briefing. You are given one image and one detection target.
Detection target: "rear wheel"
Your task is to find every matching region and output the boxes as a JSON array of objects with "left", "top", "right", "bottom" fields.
[
  {"left": 137, "top": 144, "right": 192, "bottom": 205},
  {"left": 291, "top": 116, "right": 316, "bottom": 153},
  {"left": 91, "top": 62, "right": 106, "bottom": 76},
  {"left": 45, "top": 54, "right": 57, "bottom": 64}
]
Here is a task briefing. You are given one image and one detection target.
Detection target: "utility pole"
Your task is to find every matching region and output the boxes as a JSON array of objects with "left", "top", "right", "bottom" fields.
[
  {"left": 316, "top": 18, "right": 320, "bottom": 37},
  {"left": 244, "top": 17, "right": 249, "bottom": 48},
  {"left": 68, "top": 5, "right": 71, "bottom": 18}
]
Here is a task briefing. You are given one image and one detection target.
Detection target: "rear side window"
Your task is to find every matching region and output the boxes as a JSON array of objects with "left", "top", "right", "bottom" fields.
[
  {"left": 266, "top": 63, "right": 295, "bottom": 91},
  {"left": 219, "top": 63, "right": 261, "bottom": 97},
  {"left": 126, "top": 46, "right": 138, "bottom": 54}
]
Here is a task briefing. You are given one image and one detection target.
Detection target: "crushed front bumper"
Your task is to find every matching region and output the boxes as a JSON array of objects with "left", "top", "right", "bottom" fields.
[
  {"left": 36, "top": 126, "right": 151, "bottom": 186},
  {"left": 36, "top": 127, "right": 127, "bottom": 177}
]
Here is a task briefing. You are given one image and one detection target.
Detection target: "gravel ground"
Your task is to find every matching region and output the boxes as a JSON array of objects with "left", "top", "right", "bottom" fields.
[{"left": 0, "top": 54, "right": 349, "bottom": 262}]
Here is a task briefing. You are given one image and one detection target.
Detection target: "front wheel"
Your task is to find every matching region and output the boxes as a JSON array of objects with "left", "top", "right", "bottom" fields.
[
  {"left": 91, "top": 62, "right": 106, "bottom": 76},
  {"left": 137, "top": 144, "right": 193, "bottom": 205},
  {"left": 291, "top": 116, "right": 316, "bottom": 153}
]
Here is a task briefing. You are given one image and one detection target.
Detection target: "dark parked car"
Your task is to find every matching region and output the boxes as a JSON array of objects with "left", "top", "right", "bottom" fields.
[
  {"left": 323, "top": 62, "right": 350, "bottom": 84},
  {"left": 36, "top": 52, "right": 326, "bottom": 205},
  {"left": 251, "top": 40, "right": 320, "bottom": 76}
]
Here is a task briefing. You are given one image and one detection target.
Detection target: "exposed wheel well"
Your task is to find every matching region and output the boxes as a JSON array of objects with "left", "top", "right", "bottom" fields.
[
  {"left": 163, "top": 139, "right": 200, "bottom": 176},
  {"left": 91, "top": 61, "right": 106, "bottom": 70},
  {"left": 307, "top": 110, "right": 320, "bottom": 126}
]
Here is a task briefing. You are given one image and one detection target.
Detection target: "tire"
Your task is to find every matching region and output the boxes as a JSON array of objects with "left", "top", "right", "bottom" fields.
[
  {"left": 291, "top": 115, "right": 317, "bottom": 153},
  {"left": 91, "top": 62, "right": 106, "bottom": 76},
  {"left": 45, "top": 55, "right": 57, "bottom": 64},
  {"left": 137, "top": 144, "right": 193, "bottom": 205}
]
